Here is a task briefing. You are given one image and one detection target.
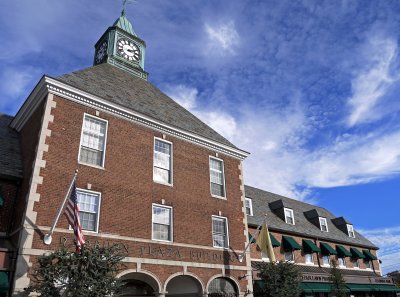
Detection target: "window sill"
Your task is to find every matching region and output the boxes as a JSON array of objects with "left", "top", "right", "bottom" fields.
[
  {"left": 153, "top": 180, "right": 173, "bottom": 187},
  {"left": 212, "top": 195, "right": 227, "bottom": 200},
  {"left": 152, "top": 238, "right": 173, "bottom": 243},
  {"left": 78, "top": 161, "right": 105, "bottom": 170},
  {"left": 213, "top": 245, "right": 230, "bottom": 250}
]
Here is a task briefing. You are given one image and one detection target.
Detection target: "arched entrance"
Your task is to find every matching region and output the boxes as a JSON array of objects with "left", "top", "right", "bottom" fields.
[
  {"left": 165, "top": 275, "right": 203, "bottom": 297},
  {"left": 118, "top": 271, "right": 161, "bottom": 297},
  {"left": 207, "top": 277, "right": 238, "bottom": 297}
]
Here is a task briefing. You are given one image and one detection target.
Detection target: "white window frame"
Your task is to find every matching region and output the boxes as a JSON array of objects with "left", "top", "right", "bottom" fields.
[
  {"left": 72, "top": 188, "right": 102, "bottom": 234},
  {"left": 322, "top": 255, "right": 331, "bottom": 266},
  {"left": 209, "top": 156, "right": 226, "bottom": 199},
  {"left": 284, "top": 208, "right": 295, "bottom": 225},
  {"left": 319, "top": 217, "right": 329, "bottom": 232},
  {"left": 245, "top": 198, "right": 253, "bottom": 216},
  {"left": 284, "top": 251, "right": 294, "bottom": 262},
  {"left": 347, "top": 224, "right": 355, "bottom": 238},
  {"left": 351, "top": 257, "right": 359, "bottom": 269},
  {"left": 78, "top": 113, "right": 108, "bottom": 169},
  {"left": 153, "top": 137, "right": 173, "bottom": 186},
  {"left": 338, "top": 257, "right": 346, "bottom": 268},
  {"left": 363, "top": 259, "right": 372, "bottom": 270},
  {"left": 305, "top": 253, "right": 314, "bottom": 265},
  {"left": 211, "top": 215, "right": 229, "bottom": 249},
  {"left": 151, "top": 204, "right": 173, "bottom": 243}
]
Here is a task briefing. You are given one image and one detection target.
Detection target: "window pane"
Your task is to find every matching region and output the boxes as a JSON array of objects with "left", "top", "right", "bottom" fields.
[
  {"left": 152, "top": 206, "right": 172, "bottom": 241},
  {"left": 153, "top": 140, "right": 171, "bottom": 184},
  {"left": 305, "top": 254, "right": 313, "bottom": 264},
  {"left": 80, "top": 116, "right": 107, "bottom": 166},
  {"left": 338, "top": 257, "right": 345, "bottom": 267},
  {"left": 210, "top": 158, "right": 225, "bottom": 197},
  {"left": 76, "top": 191, "right": 100, "bottom": 232},
  {"left": 153, "top": 167, "right": 169, "bottom": 183},
  {"left": 285, "top": 251, "right": 293, "bottom": 261},
  {"left": 211, "top": 183, "right": 224, "bottom": 197},
  {"left": 212, "top": 218, "right": 228, "bottom": 248}
]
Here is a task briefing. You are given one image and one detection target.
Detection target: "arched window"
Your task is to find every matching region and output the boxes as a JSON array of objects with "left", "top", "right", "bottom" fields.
[{"left": 208, "top": 277, "right": 238, "bottom": 297}]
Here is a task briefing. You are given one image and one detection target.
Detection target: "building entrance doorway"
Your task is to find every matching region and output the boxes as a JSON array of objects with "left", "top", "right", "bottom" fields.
[
  {"left": 119, "top": 272, "right": 159, "bottom": 297},
  {"left": 165, "top": 275, "right": 203, "bottom": 297}
]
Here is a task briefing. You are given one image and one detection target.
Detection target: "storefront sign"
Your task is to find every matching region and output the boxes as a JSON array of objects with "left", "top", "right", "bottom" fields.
[
  {"left": 59, "top": 237, "right": 239, "bottom": 263},
  {"left": 301, "top": 274, "right": 331, "bottom": 283}
]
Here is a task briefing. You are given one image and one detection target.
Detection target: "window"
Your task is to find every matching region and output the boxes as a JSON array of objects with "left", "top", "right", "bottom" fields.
[
  {"left": 322, "top": 255, "right": 330, "bottom": 266},
  {"left": 153, "top": 139, "right": 172, "bottom": 184},
  {"left": 284, "top": 251, "right": 294, "bottom": 262},
  {"left": 76, "top": 190, "right": 101, "bottom": 232},
  {"left": 79, "top": 114, "right": 107, "bottom": 167},
  {"left": 245, "top": 198, "right": 253, "bottom": 216},
  {"left": 284, "top": 208, "right": 295, "bottom": 225},
  {"left": 305, "top": 253, "right": 314, "bottom": 264},
  {"left": 338, "top": 257, "right": 346, "bottom": 267},
  {"left": 364, "top": 259, "right": 371, "bottom": 269},
  {"left": 351, "top": 258, "right": 359, "bottom": 268},
  {"left": 152, "top": 205, "right": 172, "bottom": 242},
  {"left": 212, "top": 216, "right": 229, "bottom": 248},
  {"left": 347, "top": 224, "right": 355, "bottom": 238},
  {"left": 319, "top": 217, "right": 328, "bottom": 232},
  {"left": 209, "top": 157, "right": 226, "bottom": 197}
]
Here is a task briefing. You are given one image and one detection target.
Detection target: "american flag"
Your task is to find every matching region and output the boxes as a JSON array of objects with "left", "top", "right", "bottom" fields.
[{"left": 64, "top": 182, "right": 85, "bottom": 251}]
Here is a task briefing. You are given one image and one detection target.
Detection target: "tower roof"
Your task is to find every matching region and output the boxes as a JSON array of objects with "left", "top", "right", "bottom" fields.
[{"left": 113, "top": 9, "right": 136, "bottom": 36}]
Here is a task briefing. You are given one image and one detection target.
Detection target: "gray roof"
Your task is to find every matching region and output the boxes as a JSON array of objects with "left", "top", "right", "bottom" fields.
[
  {"left": 0, "top": 114, "right": 23, "bottom": 179},
  {"left": 56, "top": 64, "right": 236, "bottom": 148},
  {"left": 245, "top": 185, "right": 377, "bottom": 249}
]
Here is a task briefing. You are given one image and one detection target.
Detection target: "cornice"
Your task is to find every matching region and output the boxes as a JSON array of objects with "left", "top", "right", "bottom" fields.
[{"left": 11, "top": 76, "right": 249, "bottom": 160}]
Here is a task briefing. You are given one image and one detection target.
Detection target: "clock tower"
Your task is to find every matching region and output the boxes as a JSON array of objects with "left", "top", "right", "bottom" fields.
[{"left": 94, "top": 8, "right": 148, "bottom": 80}]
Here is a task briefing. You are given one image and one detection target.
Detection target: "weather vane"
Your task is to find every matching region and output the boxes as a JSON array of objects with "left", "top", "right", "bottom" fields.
[{"left": 121, "top": 0, "right": 136, "bottom": 15}]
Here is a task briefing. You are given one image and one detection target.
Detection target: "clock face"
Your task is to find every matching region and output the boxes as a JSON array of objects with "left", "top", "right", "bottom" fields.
[
  {"left": 117, "top": 38, "right": 140, "bottom": 62},
  {"left": 95, "top": 41, "right": 108, "bottom": 64}
]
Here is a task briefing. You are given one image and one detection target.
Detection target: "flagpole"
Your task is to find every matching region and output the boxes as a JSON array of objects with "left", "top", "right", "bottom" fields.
[
  {"left": 43, "top": 170, "right": 78, "bottom": 245},
  {"left": 238, "top": 215, "right": 267, "bottom": 262}
]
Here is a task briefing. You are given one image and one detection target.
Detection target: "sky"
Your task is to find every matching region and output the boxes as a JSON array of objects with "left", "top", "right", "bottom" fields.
[{"left": 0, "top": 0, "right": 399, "bottom": 273}]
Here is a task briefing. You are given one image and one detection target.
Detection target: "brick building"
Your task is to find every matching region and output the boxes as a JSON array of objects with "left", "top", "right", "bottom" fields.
[
  {"left": 245, "top": 186, "right": 399, "bottom": 297},
  {"left": 2, "top": 10, "right": 252, "bottom": 297},
  {"left": 0, "top": 8, "right": 399, "bottom": 297}
]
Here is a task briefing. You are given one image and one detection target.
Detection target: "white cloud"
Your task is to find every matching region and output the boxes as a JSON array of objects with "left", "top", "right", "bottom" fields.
[
  {"left": 347, "top": 36, "right": 399, "bottom": 126},
  {"left": 205, "top": 21, "right": 239, "bottom": 54},
  {"left": 164, "top": 84, "right": 198, "bottom": 110},
  {"left": 359, "top": 226, "right": 400, "bottom": 274},
  {"left": 165, "top": 83, "right": 400, "bottom": 201},
  {"left": 165, "top": 84, "right": 238, "bottom": 140}
]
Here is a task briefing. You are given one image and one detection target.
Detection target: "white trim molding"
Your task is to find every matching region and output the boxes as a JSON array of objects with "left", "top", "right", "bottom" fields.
[
  {"left": 14, "top": 93, "right": 57, "bottom": 293},
  {"left": 11, "top": 76, "right": 249, "bottom": 160}
]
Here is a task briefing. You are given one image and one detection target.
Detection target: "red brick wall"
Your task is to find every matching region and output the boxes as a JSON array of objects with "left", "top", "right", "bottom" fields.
[
  {"left": 10, "top": 99, "right": 46, "bottom": 234},
  {"left": 27, "top": 95, "right": 249, "bottom": 290}
]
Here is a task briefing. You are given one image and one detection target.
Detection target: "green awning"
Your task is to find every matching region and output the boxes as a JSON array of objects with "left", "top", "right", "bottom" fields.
[
  {"left": 0, "top": 195, "right": 4, "bottom": 206},
  {"left": 0, "top": 272, "right": 9, "bottom": 294},
  {"left": 336, "top": 245, "right": 352, "bottom": 257},
  {"left": 347, "top": 283, "right": 373, "bottom": 292},
  {"left": 253, "top": 280, "right": 266, "bottom": 290},
  {"left": 320, "top": 242, "right": 337, "bottom": 255},
  {"left": 375, "top": 284, "right": 400, "bottom": 292},
  {"left": 363, "top": 249, "right": 377, "bottom": 260},
  {"left": 249, "top": 232, "right": 256, "bottom": 244},
  {"left": 282, "top": 236, "right": 301, "bottom": 251},
  {"left": 303, "top": 239, "right": 321, "bottom": 253},
  {"left": 350, "top": 247, "right": 365, "bottom": 259},
  {"left": 249, "top": 232, "right": 280, "bottom": 247},
  {"left": 270, "top": 233, "right": 281, "bottom": 247},
  {"left": 300, "top": 282, "right": 334, "bottom": 293}
]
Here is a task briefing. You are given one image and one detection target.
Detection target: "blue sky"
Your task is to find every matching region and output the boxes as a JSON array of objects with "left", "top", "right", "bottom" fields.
[{"left": 1, "top": 0, "right": 399, "bottom": 273}]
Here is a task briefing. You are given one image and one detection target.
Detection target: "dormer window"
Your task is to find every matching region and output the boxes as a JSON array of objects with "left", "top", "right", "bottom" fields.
[
  {"left": 347, "top": 224, "right": 355, "bottom": 238},
  {"left": 245, "top": 198, "right": 253, "bottom": 216},
  {"left": 284, "top": 208, "right": 295, "bottom": 225},
  {"left": 319, "top": 217, "right": 328, "bottom": 232}
]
